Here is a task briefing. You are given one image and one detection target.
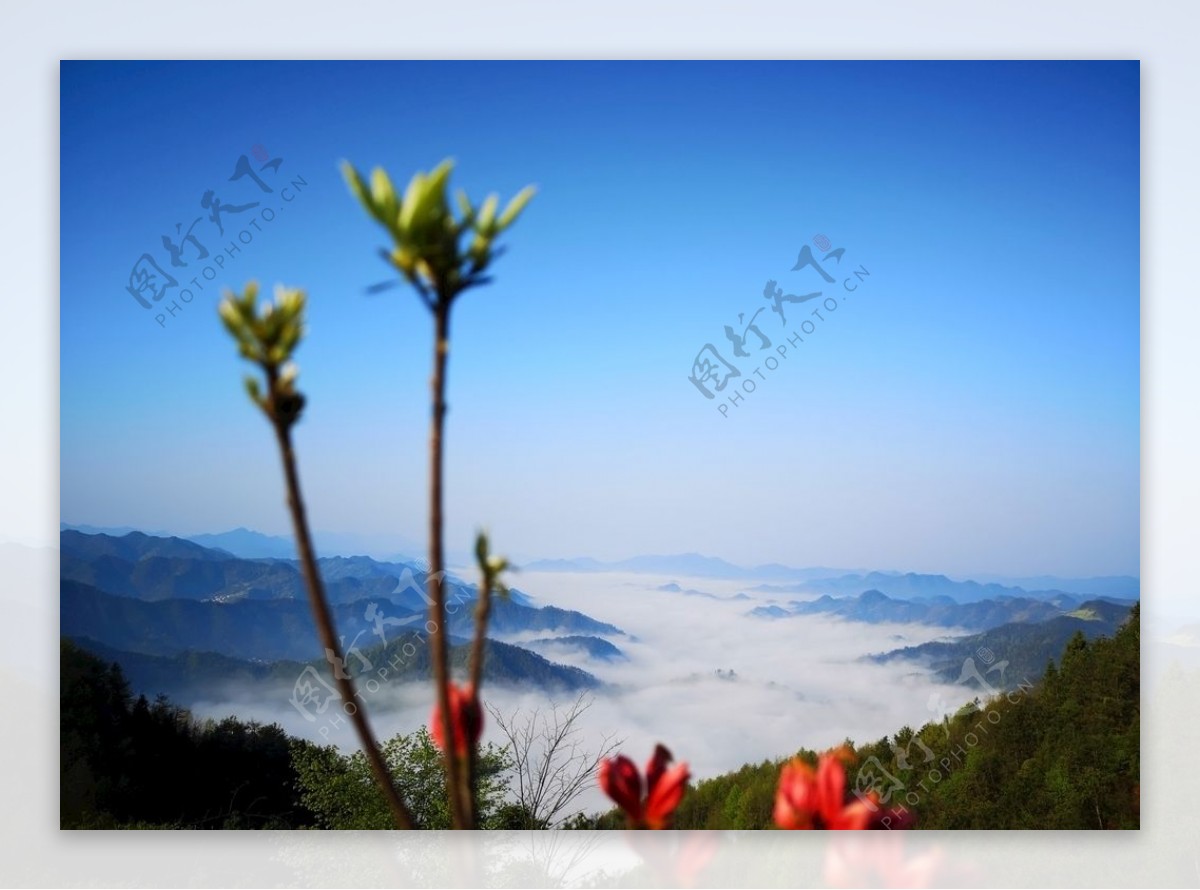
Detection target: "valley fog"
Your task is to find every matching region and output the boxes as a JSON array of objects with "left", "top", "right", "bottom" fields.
[{"left": 191, "top": 569, "right": 982, "bottom": 811}]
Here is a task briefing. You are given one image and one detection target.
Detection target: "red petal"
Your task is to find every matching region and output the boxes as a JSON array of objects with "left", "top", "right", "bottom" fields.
[
  {"left": 431, "top": 683, "right": 483, "bottom": 756},
  {"left": 430, "top": 703, "right": 446, "bottom": 749},
  {"left": 645, "top": 743, "right": 672, "bottom": 793},
  {"left": 773, "top": 793, "right": 813, "bottom": 830},
  {"left": 816, "top": 752, "right": 848, "bottom": 825},
  {"left": 598, "top": 755, "right": 643, "bottom": 822},
  {"left": 644, "top": 761, "right": 690, "bottom": 828},
  {"left": 774, "top": 760, "right": 817, "bottom": 830},
  {"left": 828, "top": 799, "right": 872, "bottom": 830}
]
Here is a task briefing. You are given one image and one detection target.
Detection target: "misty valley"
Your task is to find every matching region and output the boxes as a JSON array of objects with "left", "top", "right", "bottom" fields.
[{"left": 59, "top": 526, "right": 1139, "bottom": 830}]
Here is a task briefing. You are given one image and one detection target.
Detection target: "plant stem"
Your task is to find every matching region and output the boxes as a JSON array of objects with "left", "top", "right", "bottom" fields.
[
  {"left": 464, "top": 572, "right": 493, "bottom": 827},
  {"left": 468, "top": 585, "right": 491, "bottom": 704},
  {"left": 428, "top": 299, "right": 469, "bottom": 829},
  {"left": 268, "top": 386, "right": 415, "bottom": 830}
]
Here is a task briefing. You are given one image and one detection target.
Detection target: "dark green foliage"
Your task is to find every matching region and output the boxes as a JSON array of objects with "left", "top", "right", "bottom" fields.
[
  {"left": 670, "top": 759, "right": 782, "bottom": 829},
  {"left": 669, "top": 606, "right": 1139, "bottom": 829},
  {"left": 60, "top": 639, "right": 314, "bottom": 828},
  {"left": 62, "top": 602, "right": 1140, "bottom": 830},
  {"left": 291, "top": 727, "right": 511, "bottom": 829},
  {"left": 871, "top": 600, "right": 1133, "bottom": 689}
]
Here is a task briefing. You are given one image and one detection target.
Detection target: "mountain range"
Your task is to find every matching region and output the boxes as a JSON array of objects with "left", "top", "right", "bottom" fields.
[
  {"left": 60, "top": 527, "right": 1139, "bottom": 710},
  {"left": 869, "top": 600, "right": 1136, "bottom": 688},
  {"left": 774, "top": 571, "right": 1138, "bottom": 603},
  {"left": 522, "top": 553, "right": 1138, "bottom": 601},
  {"left": 748, "top": 588, "right": 1133, "bottom": 632},
  {"left": 524, "top": 553, "right": 859, "bottom": 581},
  {"left": 62, "top": 524, "right": 1139, "bottom": 601},
  {"left": 60, "top": 530, "right": 625, "bottom": 700},
  {"left": 72, "top": 628, "right": 599, "bottom": 709}
]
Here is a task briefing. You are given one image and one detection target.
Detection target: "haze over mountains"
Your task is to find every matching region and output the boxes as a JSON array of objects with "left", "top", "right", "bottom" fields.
[
  {"left": 58, "top": 526, "right": 1138, "bottom": 775},
  {"left": 60, "top": 523, "right": 428, "bottom": 564},
  {"left": 870, "top": 598, "right": 1134, "bottom": 688},
  {"left": 59, "top": 529, "right": 623, "bottom": 707},
  {"left": 520, "top": 554, "right": 1137, "bottom": 601},
  {"left": 748, "top": 588, "right": 1133, "bottom": 632},
  {"left": 62, "top": 523, "right": 1139, "bottom": 602}
]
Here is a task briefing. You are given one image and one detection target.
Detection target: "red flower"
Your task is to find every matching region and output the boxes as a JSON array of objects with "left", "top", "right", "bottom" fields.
[
  {"left": 599, "top": 744, "right": 690, "bottom": 829},
  {"left": 430, "top": 682, "right": 482, "bottom": 756},
  {"left": 774, "top": 748, "right": 875, "bottom": 830}
]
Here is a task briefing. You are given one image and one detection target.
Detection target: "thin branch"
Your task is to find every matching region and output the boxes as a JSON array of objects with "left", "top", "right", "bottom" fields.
[
  {"left": 486, "top": 693, "right": 621, "bottom": 828},
  {"left": 464, "top": 565, "right": 492, "bottom": 827},
  {"left": 427, "top": 297, "right": 469, "bottom": 829},
  {"left": 467, "top": 584, "right": 491, "bottom": 708},
  {"left": 267, "top": 372, "right": 414, "bottom": 830}
]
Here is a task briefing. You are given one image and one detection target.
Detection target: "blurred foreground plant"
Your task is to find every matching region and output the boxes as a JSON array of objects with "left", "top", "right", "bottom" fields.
[
  {"left": 599, "top": 744, "right": 691, "bottom": 829},
  {"left": 216, "top": 160, "right": 904, "bottom": 835},
  {"left": 219, "top": 156, "right": 533, "bottom": 830},
  {"left": 342, "top": 158, "right": 533, "bottom": 827},
  {"left": 218, "top": 283, "right": 415, "bottom": 829},
  {"left": 773, "top": 747, "right": 913, "bottom": 831}
]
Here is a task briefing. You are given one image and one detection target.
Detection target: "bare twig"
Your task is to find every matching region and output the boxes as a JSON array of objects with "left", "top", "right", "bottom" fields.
[{"left": 487, "top": 693, "right": 621, "bottom": 828}]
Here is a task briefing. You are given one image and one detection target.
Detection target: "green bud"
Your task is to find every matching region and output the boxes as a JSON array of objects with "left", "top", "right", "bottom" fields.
[
  {"left": 399, "top": 171, "right": 428, "bottom": 233},
  {"left": 455, "top": 189, "right": 473, "bottom": 220},
  {"left": 392, "top": 245, "right": 416, "bottom": 274},
  {"left": 476, "top": 193, "right": 499, "bottom": 234},
  {"left": 497, "top": 185, "right": 536, "bottom": 230},
  {"left": 468, "top": 233, "right": 490, "bottom": 267},
  {"left": 243, "top": 374, "right": 262, "bottom": 406},
  {"left": 370, "top": 167, "right": 398, "bottom": 223},
  {"left": 218, "top": 299, "right": 243, "bottom": 335},
  {"left": 426, "top": 159, "right": 454, "bottom": 197},
  {"left": 341, "top": 162, "right": 373, "bottom": 213},
  {"left": 409, "top": 160, "right": 453, "bottom": 237}
]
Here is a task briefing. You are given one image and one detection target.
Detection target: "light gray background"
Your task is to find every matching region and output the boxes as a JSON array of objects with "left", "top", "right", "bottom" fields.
[{"left": 6, "top": 2, "right": 1192, "bottom": 886}]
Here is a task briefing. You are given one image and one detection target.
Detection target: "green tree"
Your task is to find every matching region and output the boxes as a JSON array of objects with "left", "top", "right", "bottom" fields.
[{"left": 292, "top": 727, "right": 512, "bottom": 829}]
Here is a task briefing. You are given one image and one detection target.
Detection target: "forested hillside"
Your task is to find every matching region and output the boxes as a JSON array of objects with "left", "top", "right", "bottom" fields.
[
  {"left": 60, "top": 640, "right": 315, "bottom": 828},
  {"left": 62, "top": 606, "right": 1138, "bottom": 830},
  {"left": 669, "top": 604, "right": 1139, "bottom": 829}
]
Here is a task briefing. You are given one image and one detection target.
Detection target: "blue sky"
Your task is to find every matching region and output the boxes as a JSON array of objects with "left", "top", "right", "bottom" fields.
[{"left": 60, "top": 61, "right": 1139, "bottom": 577}]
